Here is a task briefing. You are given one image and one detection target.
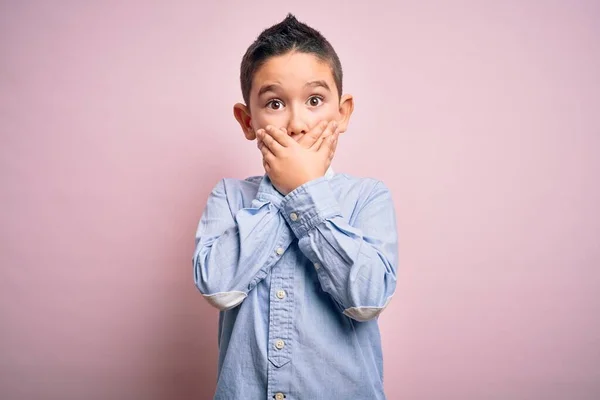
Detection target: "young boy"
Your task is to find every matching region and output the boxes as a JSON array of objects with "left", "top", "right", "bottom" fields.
[{"left": 193, "top": 13, "right": 398, "bottom": 400}]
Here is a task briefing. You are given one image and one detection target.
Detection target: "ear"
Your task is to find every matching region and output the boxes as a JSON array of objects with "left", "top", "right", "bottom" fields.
[
  {"left": 336, "top": 94, "right": 354, "bottom": 134},
  {"left": 233, "top": 103, "right": 255, "bottom": 140}
]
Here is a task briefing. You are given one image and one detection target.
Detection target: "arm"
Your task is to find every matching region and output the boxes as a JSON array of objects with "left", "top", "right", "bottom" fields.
[
  {"left": 193, "top": 177, "right": 292, "bottom": 311},
  {"left": 279, "top": 177, "right": 399, "bottom": 321}
]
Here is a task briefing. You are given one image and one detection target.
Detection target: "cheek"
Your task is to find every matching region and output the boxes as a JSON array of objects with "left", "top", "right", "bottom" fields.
[
  {"left": 251, "top": 114, "right": 287, "bottom": 130},
  {"left": 309, "top": 105, "right": 339, "bottom": 126}
]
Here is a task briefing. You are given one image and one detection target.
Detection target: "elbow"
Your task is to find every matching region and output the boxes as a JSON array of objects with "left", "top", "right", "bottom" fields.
[
  {"left": 342, "top": 295, "right": 394, "bottom": 322},
  {"left": 201, "top": 290, "right": 247, "bottom": 311},
  {"left": 193, "top": 254, "right": 247, "bottom": 311}
]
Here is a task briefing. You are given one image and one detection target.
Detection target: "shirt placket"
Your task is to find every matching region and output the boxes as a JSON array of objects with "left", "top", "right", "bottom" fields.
[{"left": 267, "top": 234, "right": 295, "bottom": 399}]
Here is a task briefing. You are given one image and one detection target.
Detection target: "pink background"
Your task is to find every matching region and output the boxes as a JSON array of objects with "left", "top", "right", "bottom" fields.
[{"left": 1, "top": 1, "right": 599, "bottom": 399}]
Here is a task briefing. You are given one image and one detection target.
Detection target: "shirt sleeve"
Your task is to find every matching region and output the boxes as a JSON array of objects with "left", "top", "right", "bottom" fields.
[
  {"left": 279, "top": 177, "right": 399, "bottom": 322},
  {"left": 193, "top": 177, "right": 293, "bottom": 311}
]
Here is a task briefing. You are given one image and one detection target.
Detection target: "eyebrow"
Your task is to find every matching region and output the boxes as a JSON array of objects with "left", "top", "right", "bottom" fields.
[
  {"left": 305, "top": 80, "right": 331, "bottom": 91},
  {"left": 257, "top": 80, "right": 331, "bottom": 97}
]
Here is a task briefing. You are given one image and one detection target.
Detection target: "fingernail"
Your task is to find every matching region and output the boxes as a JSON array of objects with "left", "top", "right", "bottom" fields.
[{"left": 332, "top": 121, "right": 338, "bottom": 129}]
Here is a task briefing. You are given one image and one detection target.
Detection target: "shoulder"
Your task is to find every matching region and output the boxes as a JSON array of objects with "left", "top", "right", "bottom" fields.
[
  {"left": 330, "top": 172, "right": 394, "bottom": 220},
  {"left": 210, "top": 174, "right": 262, "bottom": 191},
  {"left": 331, "top": 171, "right": 390, "bottom": 198},
  {"left": 209, "top": 174, "right": 264, "bottom": 208}
]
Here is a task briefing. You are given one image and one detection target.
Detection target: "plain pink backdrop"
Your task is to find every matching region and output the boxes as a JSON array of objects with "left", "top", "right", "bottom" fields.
[{"left": 1, "top": 1, "right": 599, "bottom": 399}]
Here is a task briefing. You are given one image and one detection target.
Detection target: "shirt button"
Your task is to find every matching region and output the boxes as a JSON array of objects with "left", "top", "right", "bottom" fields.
[
  {"left": 276, "top": 247, "right": 284, "bottom": 255},
  {"left": 275, "top": 339, "right": 285, "bottom": 350},
  {"left": 314, "top": 262, "right": 320, "bottom": 270},
  {"left": 274, "top": 393, "right": 285, "bottom": 400},
  {"left": 276, "top": 290, "right": 286, "bottom": 299},
  {"left": 290, "top": 212, "right": 298, "bottom": 221}
]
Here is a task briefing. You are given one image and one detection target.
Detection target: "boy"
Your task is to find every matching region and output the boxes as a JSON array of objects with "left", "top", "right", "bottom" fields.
[{"left": 193, "top": 13, "right": 398, "bottom": 400}]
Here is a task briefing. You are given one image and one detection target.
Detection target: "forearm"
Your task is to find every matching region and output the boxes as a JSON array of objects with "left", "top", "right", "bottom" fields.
[
  {"left": 279, "top": 177, "right": 399, "bottom": 321},
  {"left": 193, "top": 178, "right": 293, "bottom": 310}
]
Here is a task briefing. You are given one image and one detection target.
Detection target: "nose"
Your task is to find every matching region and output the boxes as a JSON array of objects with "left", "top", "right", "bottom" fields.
[{"left": 285, "top": 109, "right": 308, "bottom": 136}]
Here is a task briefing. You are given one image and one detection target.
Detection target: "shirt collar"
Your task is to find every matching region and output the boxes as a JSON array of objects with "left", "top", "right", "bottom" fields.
[
  {"left": 324, "top": 165, "right": 335, "bottom": 180},
  {"left": 261, "top": 165, "right": 335, "bottom": 182},
  {"left": 256, "top": 165, "right": 336, "bottom": 207}
]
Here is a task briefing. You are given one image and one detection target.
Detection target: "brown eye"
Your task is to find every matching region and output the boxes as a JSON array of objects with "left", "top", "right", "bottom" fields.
[
  {"left": 267, "top": 100, "right": 283, "bottom": 110},
  {"left": 307, "top": 96, "right": 323, "bottom": 107}
]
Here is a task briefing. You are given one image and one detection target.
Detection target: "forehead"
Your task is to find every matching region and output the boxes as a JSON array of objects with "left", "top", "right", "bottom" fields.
[{"left": 252, "top": 52, "right": 336, "bottom": 94}]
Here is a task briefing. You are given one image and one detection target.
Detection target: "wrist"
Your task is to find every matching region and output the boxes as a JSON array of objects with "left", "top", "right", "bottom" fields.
[{"left": 283, "top": 174, "right": 323, "bottom": 196}]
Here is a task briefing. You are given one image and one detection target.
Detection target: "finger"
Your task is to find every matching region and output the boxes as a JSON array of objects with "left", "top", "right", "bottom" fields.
[
  {"left": 328, "top": 129, "right": 339, "bottom": 158},
  {"left": 318, "top": 129, "right": 339, "bottom": 156},
  {"left": 329, "top": 130, "right": 340, "bottom": 159},
  {"left": 259, "top": 136, "right": 277, "bottom": 160},
  {"left": 258, "top": 129, "right": 284, "bottom": 156},
  {"left": 297, "top": 120, "right": 328, "bottom": 148},
  {"left": 264, "top": 125, "right": 294, "bottom": 148},
  {"left": 260, "top": 142, "right": 276, "bottom": 161},
  {"left": 259, "top": 134, "right": 271, "bottom": 158},
  {"left": 261, "top": 149, "right": 276, "bottom": 171},
  {"left": 311, "top": 121, "right": 338, "bottom": 151},
  {"left": 314, "top": 121, "right": 338, "bottom": 151},
  {"left": 263, "top": 158, "right": 271, "bottom": 173},
  {"left": 311, "top": 120, "right": 337, "bottom": 150}
]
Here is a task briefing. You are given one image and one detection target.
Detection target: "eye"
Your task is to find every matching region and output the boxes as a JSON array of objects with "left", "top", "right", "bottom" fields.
[
  {"left": 307, "top": 96, "right": 323, "bottom": 107},
  {"left": 266, "top": 99, "right": 284, "bottom": 110}
]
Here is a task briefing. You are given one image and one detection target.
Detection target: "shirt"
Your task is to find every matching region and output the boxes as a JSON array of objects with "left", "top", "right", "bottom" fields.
[{"left": 193, "top": 166, "right": 399, "bottom": 400}]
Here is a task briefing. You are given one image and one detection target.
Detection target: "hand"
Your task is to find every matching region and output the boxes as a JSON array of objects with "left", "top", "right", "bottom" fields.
[
  {"left": 256, "top": 120, "right": 339, "bottom": 195},
  {"left": 296, "top": 120, "right": 337, "bottom": 149},
  {"left": 256, "top": 120, "right": 335, "bottom": 152}
]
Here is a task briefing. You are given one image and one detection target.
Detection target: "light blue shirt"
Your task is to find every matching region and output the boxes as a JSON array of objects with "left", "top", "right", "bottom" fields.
[{"left": 193, "top": 167, "right": 399, "bottom": 400}]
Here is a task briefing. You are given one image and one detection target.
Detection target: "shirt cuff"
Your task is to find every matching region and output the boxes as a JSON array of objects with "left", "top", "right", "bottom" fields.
[
  {"left": 279, "top": 176, "right": 342, "bottom": 238},
  {"left": 255, "top": 174, "right": 285, "bottom": 208}
]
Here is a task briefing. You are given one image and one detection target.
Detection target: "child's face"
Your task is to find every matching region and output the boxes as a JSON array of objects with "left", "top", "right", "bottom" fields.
[{"left": 234, "top": 51, "right": 354, "bottom": 142}]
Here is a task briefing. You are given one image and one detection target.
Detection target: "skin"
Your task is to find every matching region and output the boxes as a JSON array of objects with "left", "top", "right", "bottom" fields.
[{"left": 233, "top": 51, "right": 354, "bottom": 195}]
